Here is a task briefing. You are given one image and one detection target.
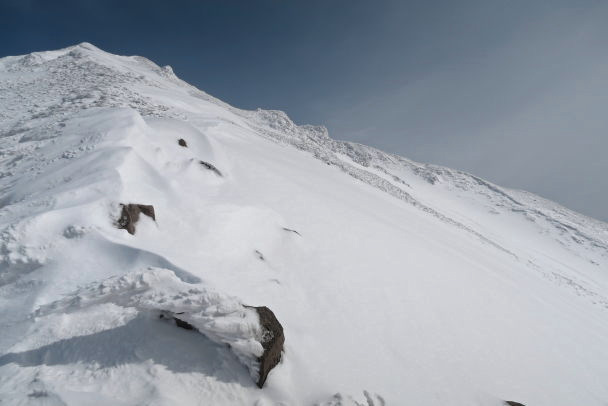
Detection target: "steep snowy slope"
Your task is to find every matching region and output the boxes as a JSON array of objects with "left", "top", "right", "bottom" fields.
[{"left": 0, "top": 43, "right": 607, "bottom": 406}]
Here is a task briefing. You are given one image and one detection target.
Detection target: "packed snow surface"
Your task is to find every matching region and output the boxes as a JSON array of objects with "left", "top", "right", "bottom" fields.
[{"left": 0, "top": 43, "right": 607, "bottom": 406}]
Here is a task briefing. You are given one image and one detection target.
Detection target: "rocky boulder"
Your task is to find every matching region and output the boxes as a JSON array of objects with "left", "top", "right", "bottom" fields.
[
  {"left": 251, "top": 306, "right": 284, "bottom": 388},
  {"left": 117, "top": 204, "right": 155, "bottom": 235}
]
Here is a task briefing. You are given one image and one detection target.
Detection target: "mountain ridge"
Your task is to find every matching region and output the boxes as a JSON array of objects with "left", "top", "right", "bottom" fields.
[
  {"left": 4, "top": 42, "right": 605, "bottom": 242},
  {"left": 0, "top": 43, "right": 607, "bottom": 406}
]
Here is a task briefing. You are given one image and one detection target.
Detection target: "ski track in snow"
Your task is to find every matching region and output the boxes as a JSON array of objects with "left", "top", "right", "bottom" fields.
[{"left": 0, "top": 43, "right": 607, "bottom": 406}]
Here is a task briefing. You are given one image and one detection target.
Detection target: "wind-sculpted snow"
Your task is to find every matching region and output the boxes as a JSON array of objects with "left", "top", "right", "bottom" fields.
[
  {"left": 247, "top": 107, "right": 608, "bottom": 258},
  {"left": 2, "top": 42, "right": 603, "bottom": 263},
  {"left": 33, "top": 268, "right": 265, "bottom": 381},
  {"left": 1, "top": 43, "right": 607, "bottom": 405},
  {"left": 246, "top": 107, "right": 607, "bottom": 308}
]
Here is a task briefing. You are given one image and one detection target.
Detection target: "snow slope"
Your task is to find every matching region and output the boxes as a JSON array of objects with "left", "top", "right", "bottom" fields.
[{"left": 0, "top": 43, "right": 607, "bottom": 406}]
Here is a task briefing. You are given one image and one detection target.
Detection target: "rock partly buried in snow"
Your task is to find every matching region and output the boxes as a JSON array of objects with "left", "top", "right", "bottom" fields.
[
  {"left": 117, "top": 203, "right": 155, "bottom": 235},
  {"left": 255, "top": 250, "right": 265, "bottom": 261},
  {"left": 166, "top": 306, "right": 285, "bottom": 388},
  {"left": 166, "top": 312, "right": 195, "bottom": 330},
  {"left": 250, "top": 306, "right": 284, "bottom": 388},
  {"left": 178, "top": 138, "right": 187, "bottom": 147},
  {"left": 33, "top": 268, "right": 281, "bottom": 388},
  {"left": 167, "top": 304, "right": 284, "bottom": 388},
  {"left": 282, "top": 227, "right": 301, "bottom": 236},
  {"left": 199, "top": 160, "right": 222, "bottom": 176},
  {"left": 505, "top": 402, "right": 526, "bottom": 406}
]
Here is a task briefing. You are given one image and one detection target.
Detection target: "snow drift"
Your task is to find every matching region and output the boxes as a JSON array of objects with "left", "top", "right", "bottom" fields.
[
  {"left": 0, "top": 43, "right": 607, "bottom": 406},
  {"left": 32, "top": 268, "right": 271, "bottom": 383}
]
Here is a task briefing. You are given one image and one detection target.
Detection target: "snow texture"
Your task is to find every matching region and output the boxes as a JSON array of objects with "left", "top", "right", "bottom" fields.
[
  {"left": 33, "top": 268, "right": 264, "bottom": 381},
  {"left": 0, "top": 43, "right": 607, "bottom": 405}
]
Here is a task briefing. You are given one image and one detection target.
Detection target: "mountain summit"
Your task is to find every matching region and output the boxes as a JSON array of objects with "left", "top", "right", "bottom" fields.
[{"left": 0, "top": 43, "right": 607, "bottom": 406}]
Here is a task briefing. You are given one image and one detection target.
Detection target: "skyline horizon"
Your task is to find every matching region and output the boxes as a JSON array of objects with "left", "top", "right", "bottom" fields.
[{"left": 1, "top": 0, "right": 606, "bottom": 221}]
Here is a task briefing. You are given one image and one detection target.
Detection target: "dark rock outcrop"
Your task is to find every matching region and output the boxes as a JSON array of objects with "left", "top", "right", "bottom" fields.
[
  {"left": 251, "top": 306, "right": 284, "bottom": 388},
  {"left": 117, "top": 203, "right": 155, "bottom": 235},
  {"left": 505, "top": 401, "right": 526, "bottom": 406},
  {"left": 178, "top": 138, "right": 188, "bottom": 147},
  {"left": 199, "top": 160, "right": 222, "bottom": 176}
]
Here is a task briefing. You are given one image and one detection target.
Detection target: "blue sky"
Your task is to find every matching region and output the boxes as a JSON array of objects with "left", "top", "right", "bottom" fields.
[{"left": 1, "top": 0, "right": 607, "bottom": 220}]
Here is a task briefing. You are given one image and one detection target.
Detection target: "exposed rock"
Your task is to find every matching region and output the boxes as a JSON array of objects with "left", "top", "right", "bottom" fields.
[
  {"left": 505, "top": 401, "right": 526, "bottom": 406},
  {"left": 251, "top": 306, "right": 284, "bottom": 388},
  {"left": 199, "top": 160, "right": 222, "bottom": 176},
  {"left": 178, "top": 138, "right": 187, "bottom": 147},
  {"left": 117, "top": 204, "right": 155, "bottom": 235},
  {"left": 173, "top": 317, "right": 194, "bottom": 330},
  {"left": 282, "top": 227, "right": 301, "bottom": 236},
  {"left": 255, "top": 250, "right": 265, "bottom": 261},
  {"left": 162, "top": 312, "right": 196, "bottom": 330}
]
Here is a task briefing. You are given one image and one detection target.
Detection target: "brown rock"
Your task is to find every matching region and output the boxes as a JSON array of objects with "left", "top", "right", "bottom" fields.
[
  {"left": 178, "top": 138, "right": 188, "bottom": 147},
  {"left": 117, "top": 204, "right": 155, "bottom": 235},
  {"left": 251, "top": 306, "right": 284, "bottom": 388}
]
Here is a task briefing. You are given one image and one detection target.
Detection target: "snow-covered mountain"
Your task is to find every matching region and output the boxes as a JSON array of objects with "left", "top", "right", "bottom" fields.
[{"left": 0, "top": 43, "right": 606, "bottom": 406}]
